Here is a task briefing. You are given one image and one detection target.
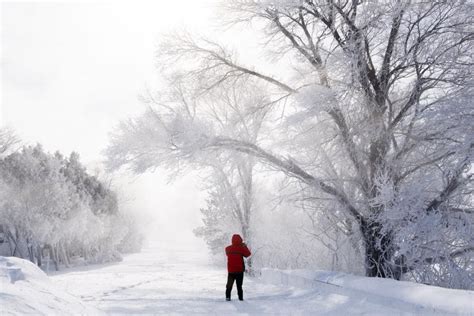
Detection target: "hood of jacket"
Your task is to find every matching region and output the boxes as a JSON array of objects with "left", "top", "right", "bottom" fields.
[{"left": 231, "top": 234, "right": 243, "bottom": 246}]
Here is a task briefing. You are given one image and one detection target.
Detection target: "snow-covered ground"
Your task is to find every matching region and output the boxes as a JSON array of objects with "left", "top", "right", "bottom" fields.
[
  {"left": 44, "top": 242, "right": 473, "bottom": 315},
  {"left": 260, "top": 269, "right": 474, "bottom": 315},
  {"left": 1, "top": 242, "right": 472, "bottom": 315},
  {"left": 0, "top": 256, "right": 101, "bottom": 315}
]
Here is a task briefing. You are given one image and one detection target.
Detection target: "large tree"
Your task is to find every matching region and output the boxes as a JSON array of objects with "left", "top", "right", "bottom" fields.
[{"left": 107, "top": 0, "right": 473, "bottom": 285}]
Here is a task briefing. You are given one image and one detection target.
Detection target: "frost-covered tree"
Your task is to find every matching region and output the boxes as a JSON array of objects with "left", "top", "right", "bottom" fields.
[
  {"left": 137, "top": 79, "right": 268, "bottom": 270},
  {"left": 195, "top": 156, "right": 257, "bottom": 269},
  {"left": 59, "top": 151, "right": 118, "bottom": 216},
  {"left": 107, "top": 1, "right": 473, "bottom": 288},
  {"left": 0, "top": 127, "right": 20, "bottom": 157},
  {"left": 0, "top": 144, "right": 142, "bottom": 269},
  {"left": 0, "top": 145, "right": 83, "bottom": 265},
  {"left": 194, "top": 84, "right": 269, "bottom": 272}
]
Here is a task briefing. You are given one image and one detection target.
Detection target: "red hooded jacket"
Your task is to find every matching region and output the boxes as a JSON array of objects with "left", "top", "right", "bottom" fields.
[{"left": 225, "top": 234, "right": 251, "bottom": 273}]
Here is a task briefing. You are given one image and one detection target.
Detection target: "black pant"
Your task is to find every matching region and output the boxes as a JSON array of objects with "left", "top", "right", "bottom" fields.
[{"left": 226, "top": 272, "right": 244, "bottom": 300}]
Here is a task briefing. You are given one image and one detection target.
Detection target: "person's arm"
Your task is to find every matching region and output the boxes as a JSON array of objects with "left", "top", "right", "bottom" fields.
[{"left": 241, "top": 243, "right": 251, "bottom": 258}]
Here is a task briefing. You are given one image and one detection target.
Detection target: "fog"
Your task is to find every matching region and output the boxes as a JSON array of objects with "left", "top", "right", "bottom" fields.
[{"left": 1, "top": 1, "right": 217, "bottom": 244}]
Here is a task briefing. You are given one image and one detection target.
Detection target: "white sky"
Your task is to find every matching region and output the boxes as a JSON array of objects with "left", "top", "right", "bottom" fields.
[{"left": 0, "top": 0, "right": 229, "bottom": 245}]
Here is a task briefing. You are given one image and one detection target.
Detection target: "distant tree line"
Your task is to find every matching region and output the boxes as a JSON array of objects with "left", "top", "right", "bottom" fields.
[{"left": 0, "top": 128, "right": 142, "bottom": 270}]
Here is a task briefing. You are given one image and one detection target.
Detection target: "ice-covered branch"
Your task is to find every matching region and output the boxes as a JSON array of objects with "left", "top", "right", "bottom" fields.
[
  {"left": 209, "top": 136, "right": 363, "bottom": 222},
  {"left": 158, "top": 35, "right": 297, "bottom": 94}
]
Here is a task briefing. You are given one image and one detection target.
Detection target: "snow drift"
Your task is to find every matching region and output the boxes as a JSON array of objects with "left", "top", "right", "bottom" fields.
[
  {"left": 260, "top": 269, "right": 474, "bottom": 315},
  {"left": 0, "top": 256, "right": 101, "bottom": 315}
]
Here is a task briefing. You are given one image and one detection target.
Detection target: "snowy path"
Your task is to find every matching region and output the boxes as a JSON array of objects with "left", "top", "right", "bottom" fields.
[{"left": 50, "top": 244, "right": 453, "bottom": 315}]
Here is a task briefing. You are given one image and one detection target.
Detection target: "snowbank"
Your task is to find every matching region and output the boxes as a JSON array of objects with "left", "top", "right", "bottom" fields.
[
  {"left": 0, "top": 256, "right": 102, "bottom": 315},
  {"left": 260, "top": 268, "right": 474, "bottom": 315}
]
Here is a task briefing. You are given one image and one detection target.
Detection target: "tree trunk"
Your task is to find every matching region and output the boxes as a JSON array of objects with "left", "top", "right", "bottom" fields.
[
  {"left": 360, "top": 219, "right": 398, "bottom": 279},
  {"left": 9, "top": 229, "right": 25, "bottom": 258},
  {"left": 6, "top": 230, "right": 18, "bottom": 256},
  {"left": 83, "top": 247, "right": 89, "bottom": 262},
  {"left": 36, "top": 246, "right": 42, "bottom": 267},
  {"left": 62, "top": 244, "right": 70, "bottom": 267},
  {"left": 241, "top": 223, "right": 255, "bottom": 275},
  {"left": 26, "top": 237, "right": 35, "bottom": 263},
  {"left": 51, "top": 246, "right": 59, "bottom": 271},
  {"left": 58, "top": 242, "right": 70, "bottom": 268}
]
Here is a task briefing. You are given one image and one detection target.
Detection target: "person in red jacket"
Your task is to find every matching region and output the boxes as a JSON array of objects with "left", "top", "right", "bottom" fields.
[{"left": 225, "top": 234, "right": 251, "bottom": 301}]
